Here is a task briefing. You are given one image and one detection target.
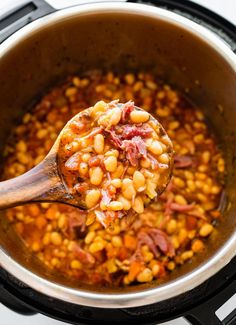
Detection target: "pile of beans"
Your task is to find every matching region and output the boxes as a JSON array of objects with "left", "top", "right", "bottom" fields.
[
  {"left": 58, "top": 100, "right": 173, "bottom": 227},
  {"left": 3, "top": 71, "right": 225, "bottom": 286}
]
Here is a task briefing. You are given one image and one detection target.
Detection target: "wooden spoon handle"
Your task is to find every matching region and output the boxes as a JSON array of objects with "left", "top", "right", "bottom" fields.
[{"left": 0, "top": 153, "right": 80, "bottom": 210}]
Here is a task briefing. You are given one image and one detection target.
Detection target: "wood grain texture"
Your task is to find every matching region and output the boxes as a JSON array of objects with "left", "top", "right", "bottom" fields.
[{"left": 0, "top": 140, "right": 85, "bottom": 210}]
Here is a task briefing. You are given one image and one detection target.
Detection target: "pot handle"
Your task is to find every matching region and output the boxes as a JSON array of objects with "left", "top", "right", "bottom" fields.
[
  {"left": 0, "top": 0, "right": 56, "bottom": 43},
  {"left": 184, "top": 278, "right": 236, "bottom": 325}
]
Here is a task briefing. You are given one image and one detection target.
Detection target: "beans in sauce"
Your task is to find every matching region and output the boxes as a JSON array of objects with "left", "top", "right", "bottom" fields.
[{"left": 3, "top": 71, "right": 225, "bottom": 286}]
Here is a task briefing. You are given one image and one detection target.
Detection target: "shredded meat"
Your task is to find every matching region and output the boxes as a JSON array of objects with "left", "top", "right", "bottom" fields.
[
  {"left": 106, "top": 128, "right": 122, "bottom": 148},
  {"left": 121, "top": 124, "right": 153, "bottom": 140},
  {"left": 132, "top": 227, "right": 175, "bottom": 261},
  {"left": 133, "top": 136, "right": 147, "bottom": 156},
  {"left": 169, "top": 202, "right": 194, "bottom": 212},
  {"left": 73, "top": 244, "right": 95, "bottom": 265},
  {"left": 187, "top": 210, "right": 207, "bottom": 220},
  {"left": 174, "top": 155, "right": 193, "bottom": 168},
  {"left": 137, "top": 231, "right": 160, "bottom": 257},
  {"left": 101, "top": 189, "right": 112, "bottom": 205},
  {"left": 94, "top": 211, "right": 107, "bottom": 228},
  {"left": 108, "top": 99, "right": 120, "bottom": 108},
  {"left": 164, "top": 195, "right": 194, "bottom": 217},
  {"left": 163, "top": 195, "right": 174, "bottom": 217},
  {"left": 147, "top": 153, "right": 158, "bottom": 170},
  {"left": 148, "top": 228, "right": 175, "bottom": 257},
  {"left": 122, "top": 136, "right": 147, "bottom": 166},
  {"left": 107, "top": 124, "right": 151, "bottom": 149},
  {"left": 106, "top": 115, "right": 152, "bottom": 166},
  {"left": 121, "top": 100, "right": 135, "bottom": 122}
]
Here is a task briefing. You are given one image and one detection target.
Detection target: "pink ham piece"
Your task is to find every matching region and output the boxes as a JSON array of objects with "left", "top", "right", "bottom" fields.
[
  {"left": 121, "top": 100, "right": 135, "bottom": 122},
  {"left": 132, "top": 228, "right": 175, "bottom": 261},
  {"left": 133, "top": 136, "right": 147, "bottom": 156},
  {"left": 106, "top": 128, "right": 122, "bottom": 148},
  {"left": 73, "top": 244, "right": 95, "bottom": 265},
  {"left": 174, "top": 154, "right": 193, "bottom": 168},
  {"left": 122, "top": 136, "right": 147, "bottom": 166},
  {"left": 163, "top": 195, "right": 174, "bottom": 217},
  {"left": 148, "top": 228, "right": 175, "bottom": 257},
  {"left": 147, "top": 153, "right": 158, "bottom": 170},
  {"left": 107, "top": 124, "right": 152, "bottom": 148},
  {"left": 121, "top": 124, "right": 153, "bottom": 140},
  {"left": 169, "top": 202, "right": 194, "bottom": 212},
  {"left": 137, "top": 231, "right": 160, "bottom": 257},
  {"left": 164, "top": 195, "right": 194, "bottom": 217},
  {"left": 101, "top": 189, "right": 112, "bottom": 205},
  {"left": 94, "top": 210, "right": 107, "bottom": 228}
]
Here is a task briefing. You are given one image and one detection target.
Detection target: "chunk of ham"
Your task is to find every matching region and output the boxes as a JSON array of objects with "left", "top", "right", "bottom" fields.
[
  {"left": 121, "top": 100, "right": 135, "bottom": 122},
  {"left": 101, "top": 189, "right": 112, "bottom": 205},
  {"left": 121, "top": 124, "right": 153, "bottom": 139},
  {"left": 163, "top": 195, "right": 174, "bottom": 218},
  {"left": 122, "top": 136, "right": 147, "bottom": 166},
  {"left": 147, "top": 153, "right": 158, "bottom": 170},
  {"left": 163, "top": 193, "right": 194, "bottom": 218},
  {"left": 106, "top": 112, "right": 154, "bottom": 166},
  {"left": 94, "top": 210, "right": 107, "bottom": 228},
  {"left": 131, "top": 227, "right": 175, "bottom": 261},
  {"left": 73, "top": 244, "right": 95, "bottom": 265},
  {"left": 107, "top": 124, "right": 151, "bottom": 147},
  {"left": 174, "top": 154, "right": 193, "bottom": 168},
  {"left": 169, "top": 202, "right": 194, "bottom": 212},
  {"left": 137, "top": 231, "right": 160, "bottom": 257},
  {"left": 148, "top": 228, "right": 175, "bottom": 257},
  {"left": 132, "top": 136, "right": 147, "bottom": 156},
  {"left": 106, "top": 128, "right": 122, "bottom": 148}
]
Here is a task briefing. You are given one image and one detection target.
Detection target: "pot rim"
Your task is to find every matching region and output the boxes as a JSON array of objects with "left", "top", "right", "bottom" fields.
[{"left": 0, "top": 2, "right": 236, "bottom": 308}]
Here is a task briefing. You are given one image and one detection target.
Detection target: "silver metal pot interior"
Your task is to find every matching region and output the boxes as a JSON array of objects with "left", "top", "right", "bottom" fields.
[{"left": 0, "top": 3, "right": 235, "bottom": 307}]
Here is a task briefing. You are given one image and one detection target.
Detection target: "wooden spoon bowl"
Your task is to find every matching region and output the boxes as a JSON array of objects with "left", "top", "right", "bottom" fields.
[{"left": 0, "top": 102, "right": 173, "bottom": 213}]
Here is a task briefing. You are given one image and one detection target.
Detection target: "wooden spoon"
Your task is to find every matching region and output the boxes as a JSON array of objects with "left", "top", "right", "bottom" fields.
[{"left": 0, "top": 104, "right": 173, "bottom": 211}]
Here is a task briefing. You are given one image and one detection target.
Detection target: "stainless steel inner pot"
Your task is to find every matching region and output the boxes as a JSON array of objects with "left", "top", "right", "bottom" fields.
[{"left": 0, "top": 2, "right": 235, "bottom": 308}]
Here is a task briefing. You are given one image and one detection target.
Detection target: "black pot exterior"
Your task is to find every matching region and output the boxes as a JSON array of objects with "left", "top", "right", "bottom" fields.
[{"left": 0, "top": 257, "right": 236, "bottom": 324}]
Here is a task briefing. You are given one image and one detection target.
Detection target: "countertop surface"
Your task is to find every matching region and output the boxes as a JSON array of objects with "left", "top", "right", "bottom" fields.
[{"left": 0, "top": 0, "right": 235, "bottom": 324}]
